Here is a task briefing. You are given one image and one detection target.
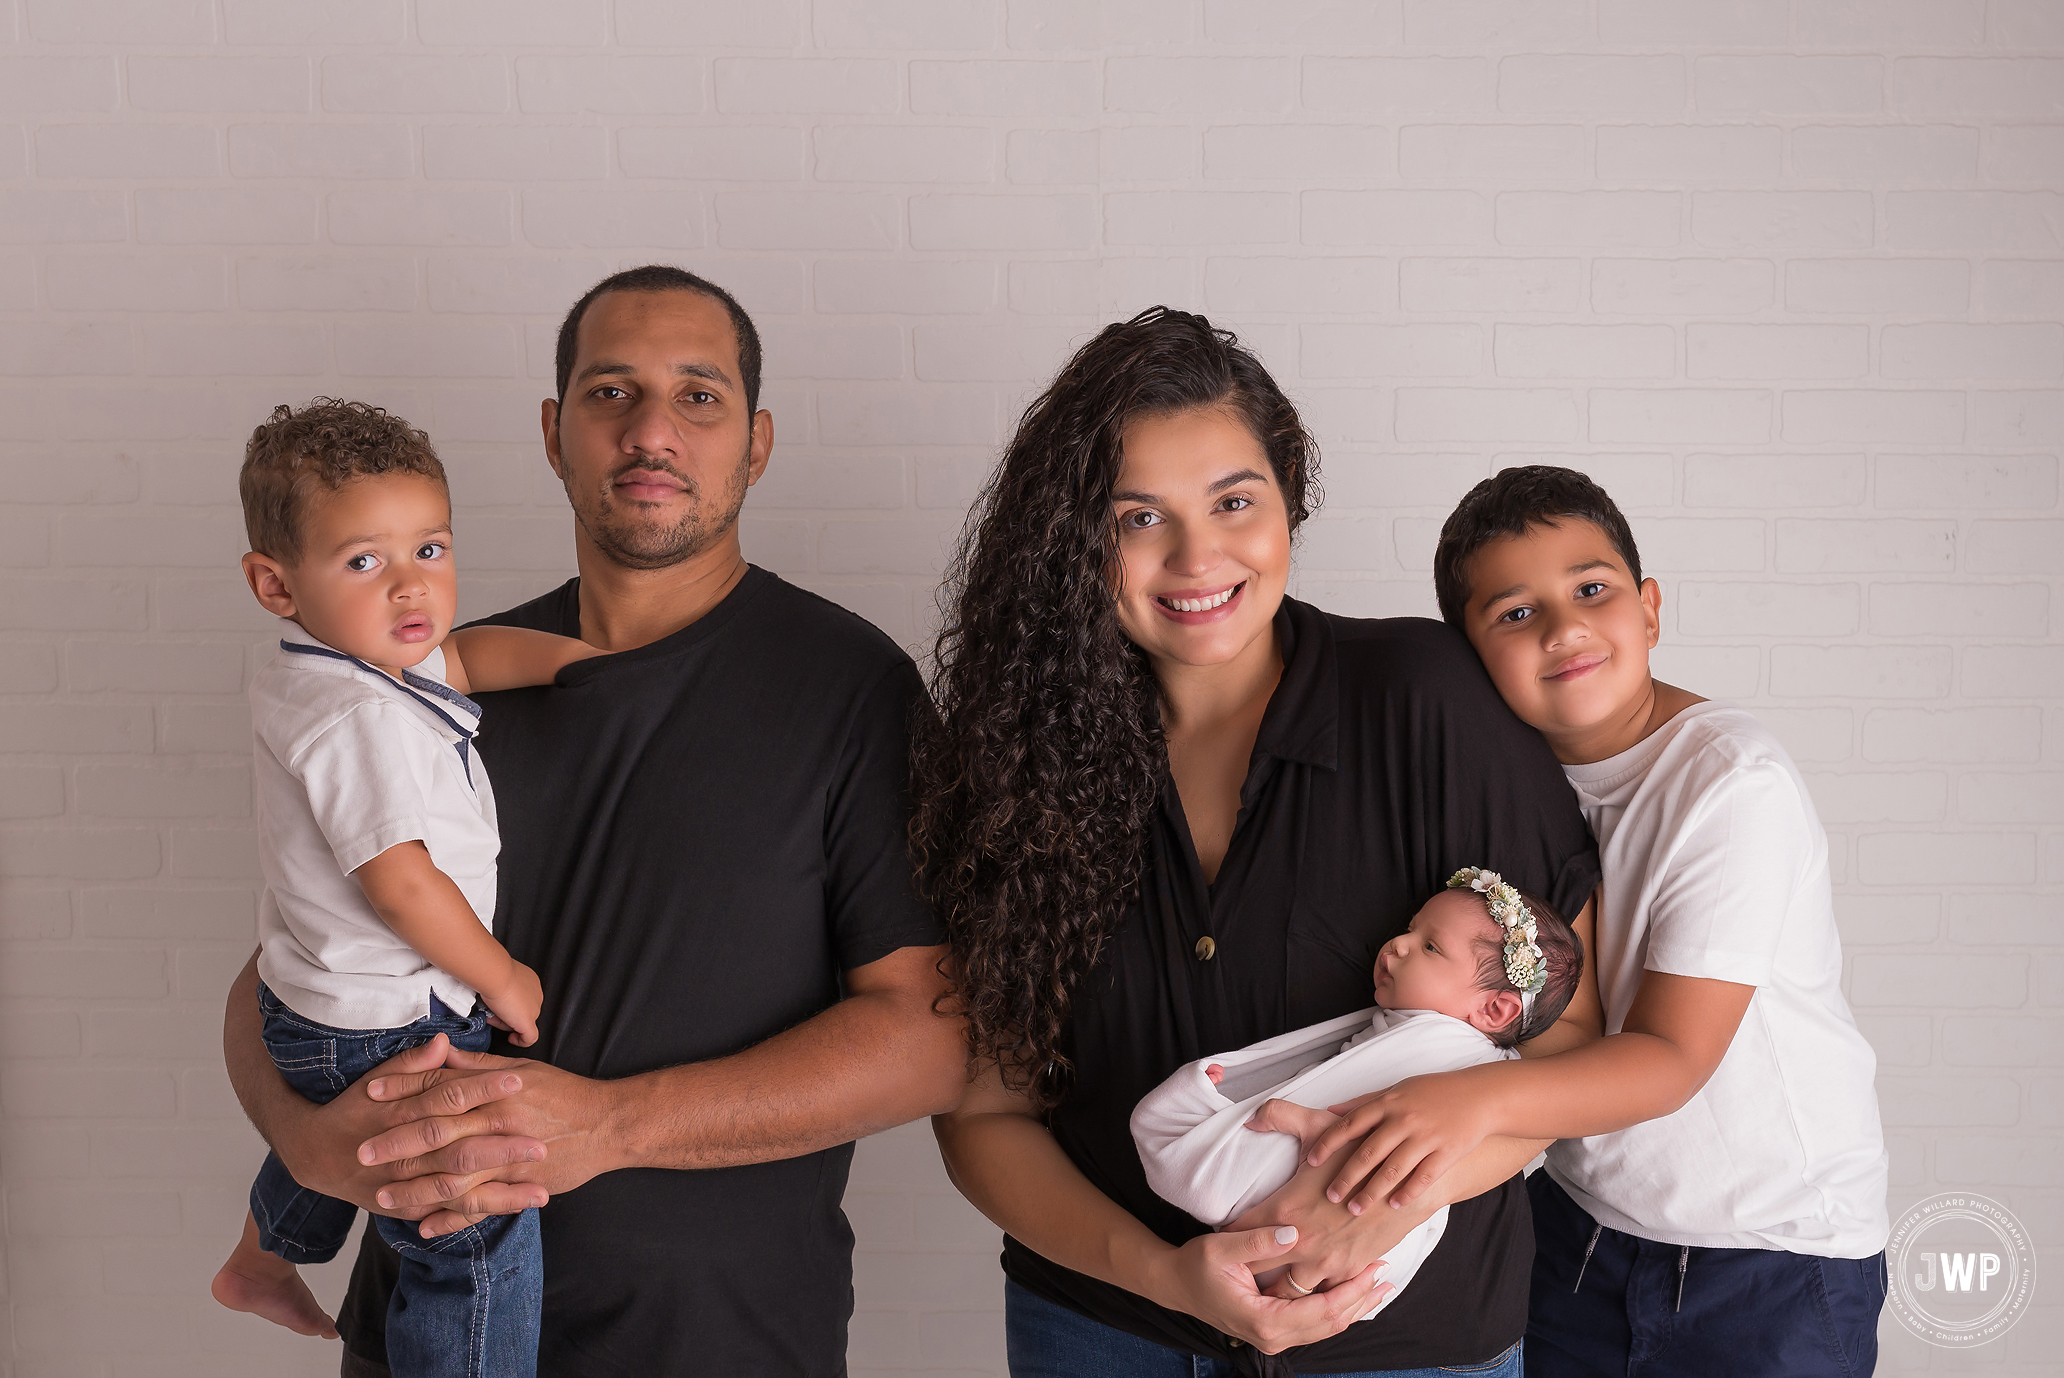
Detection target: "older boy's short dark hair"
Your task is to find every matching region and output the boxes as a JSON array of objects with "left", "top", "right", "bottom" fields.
[
  {"left": 1433, "top": 465, "right": 1643, "bottom": 627},
  {"left": 1466, "top": 884, "right": 1583, "bottom": 1048},
  {"left": 239, "top": 398, "right": 447, "bottom": 564},
  {"left": 553, "top": 264, "right": 762, "bottom": 414}
]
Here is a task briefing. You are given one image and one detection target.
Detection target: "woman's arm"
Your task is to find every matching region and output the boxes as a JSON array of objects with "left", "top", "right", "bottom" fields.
[
  {"left": 933, "top": 1061, "right": 1389, "bottom": 1355},
  {"left": 442, "top": 626, "right": 601, "bottom": 695}
]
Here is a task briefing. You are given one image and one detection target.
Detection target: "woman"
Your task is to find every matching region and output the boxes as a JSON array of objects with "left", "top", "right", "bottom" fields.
[{"left": 917, "top": 309, "right": 1602, "bottom": 1377}]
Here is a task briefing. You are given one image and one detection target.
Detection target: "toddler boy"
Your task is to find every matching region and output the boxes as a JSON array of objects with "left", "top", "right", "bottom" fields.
[{"left": 209, "top": 399, "right": 597, "bottom": 1376}]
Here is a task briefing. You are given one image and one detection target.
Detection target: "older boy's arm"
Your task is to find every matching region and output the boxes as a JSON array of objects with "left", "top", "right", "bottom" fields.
[
  {"left": 1312, "top": 969, "right": 1751, "bottom": 1214},
  {"left": 443, "top": 625, "right": 600, "bottom": 695},
  {"left": 345, "top": 943, "right": 969, "bottom": 1236}
]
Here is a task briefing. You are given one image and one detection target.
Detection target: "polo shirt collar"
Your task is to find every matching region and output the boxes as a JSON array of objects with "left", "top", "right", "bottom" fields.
[
  {"left": 1251, "top": 597, "right": 1338, "bottom": 771},
  {"left": 274, "top": 617, "right": 483, "bottom": 747}
]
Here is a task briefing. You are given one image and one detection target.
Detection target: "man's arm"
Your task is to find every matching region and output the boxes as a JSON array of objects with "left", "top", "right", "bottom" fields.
[
  {"left": 222, "top": 948, "right": 547, "bottom": 1219},
  {"left": 356, "top": 943, "right": 968, "bottom": 1234}
]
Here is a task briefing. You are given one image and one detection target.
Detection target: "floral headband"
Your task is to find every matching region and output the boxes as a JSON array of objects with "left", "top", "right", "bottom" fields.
[{"left": 1447, "top": 867, "right": 1545, "bottom": 1020}]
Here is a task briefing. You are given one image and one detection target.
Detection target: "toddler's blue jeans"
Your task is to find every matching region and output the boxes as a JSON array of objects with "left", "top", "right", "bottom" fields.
[
  {"left": 248, "top": 982, "right": 540, "bottom": 1378},
  {"left": 1526, "top": 1169, "right": 1885, "bottom": 1377}
]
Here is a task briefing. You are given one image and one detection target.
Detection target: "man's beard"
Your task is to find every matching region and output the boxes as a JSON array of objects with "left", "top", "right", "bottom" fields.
[{"left": 567, "top": 444, "right": 753, "bottom": 572}]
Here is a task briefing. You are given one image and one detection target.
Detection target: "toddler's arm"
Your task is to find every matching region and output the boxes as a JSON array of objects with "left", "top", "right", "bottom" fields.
[
  {"left": 443, "top": 625, "right": 601, "bottom": 695},
  {"left": 355, "top": 840, "right": 542, "bottom": 1045}
]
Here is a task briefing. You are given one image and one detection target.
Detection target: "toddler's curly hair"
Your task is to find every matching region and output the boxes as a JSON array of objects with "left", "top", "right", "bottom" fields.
[{"left": 239, "top": 398, "right": 446, "bottom": 563}]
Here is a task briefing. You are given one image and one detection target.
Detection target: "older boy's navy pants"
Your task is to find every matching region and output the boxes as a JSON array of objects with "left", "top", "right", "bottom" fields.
[{"left": 1526, "top": 1171, "right": 1886, "bottom": 1377}]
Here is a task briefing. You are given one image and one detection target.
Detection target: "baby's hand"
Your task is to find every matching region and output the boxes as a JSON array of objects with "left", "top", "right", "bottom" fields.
[
  {"left": 1244, "top": 1099, "right": 1342, "bottom": 1160},
  {"left": 1206, "top": 1063, "right": 1225, "bottom": 1085},
  {"left": 481, "top": 960, "right": 543, "bottom": 1047}
]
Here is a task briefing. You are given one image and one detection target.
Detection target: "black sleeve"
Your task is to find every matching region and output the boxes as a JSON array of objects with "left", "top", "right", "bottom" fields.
[
  {"left": 823, "top": 658, "right": 945, "bottom": 972},
  {"left": 1383, "top": 620, "right": 1601, "bottom": 925}
]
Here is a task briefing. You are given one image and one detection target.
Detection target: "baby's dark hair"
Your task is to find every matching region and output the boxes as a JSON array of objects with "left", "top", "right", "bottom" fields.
[
  {"left": 239, "top": 398, "right": 447, "bottom": 564},
  {"left": 1432, "top": 465, "right": 1642, "bottom": 627},
  {"left": 1460, "top": 884, "right": 1583, "bottom": 1047}
]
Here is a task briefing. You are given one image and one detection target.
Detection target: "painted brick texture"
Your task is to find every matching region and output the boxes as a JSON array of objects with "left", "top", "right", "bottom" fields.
[{"left": 1, "top": 6, "right": 2060, "bottom": 1377}]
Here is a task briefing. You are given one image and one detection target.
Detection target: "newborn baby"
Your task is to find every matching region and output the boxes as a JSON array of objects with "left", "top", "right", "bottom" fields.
[{"left": 1131, "top": 869, "right": 1581, "bottom": 1319}]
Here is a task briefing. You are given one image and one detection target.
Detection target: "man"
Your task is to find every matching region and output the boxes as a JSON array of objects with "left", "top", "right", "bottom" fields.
[{"left": 222, "top": 265, "right": 968, "bottom": 1375}]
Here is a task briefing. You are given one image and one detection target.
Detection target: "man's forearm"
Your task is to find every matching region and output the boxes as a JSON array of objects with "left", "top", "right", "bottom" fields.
[
  {"left": 605, "top": 949, "right": 966, "bottom": 1171},
  {"left": 224, "top": 948, "right": 302, "bottom": 1151}
]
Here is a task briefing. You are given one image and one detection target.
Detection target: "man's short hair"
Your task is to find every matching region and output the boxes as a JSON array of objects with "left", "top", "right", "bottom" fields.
[
  {"left": 553, "top": 265, "right": 763, "bottom": 414},
  {"left": 1432, "top": 464, "right": 1644, "bottom": 627},
  {"left": 239, "top": 398, "right": 447, "bottom": 564}
]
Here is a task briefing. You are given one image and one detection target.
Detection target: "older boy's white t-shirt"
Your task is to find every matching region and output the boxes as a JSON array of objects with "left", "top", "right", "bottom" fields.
[
  {"left": 1547, "top": 702, "right": 1888, "bottom": 1257},
  {"left": 252, "top": 619, "right": 499, "bottom": 1030}
]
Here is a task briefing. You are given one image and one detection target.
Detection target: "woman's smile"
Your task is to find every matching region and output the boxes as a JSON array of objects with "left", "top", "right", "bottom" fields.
[{"left": 1153, "top": 580, "right": 1246, "bottom": 621}]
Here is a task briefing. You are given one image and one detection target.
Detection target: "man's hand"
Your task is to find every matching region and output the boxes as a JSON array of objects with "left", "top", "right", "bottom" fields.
[
  {"left": 271, "top": 1034, "right": 549, "bottom": 1222},
  {"left": 358, "top": 1045, "right": 622, "bottom": 1237}
]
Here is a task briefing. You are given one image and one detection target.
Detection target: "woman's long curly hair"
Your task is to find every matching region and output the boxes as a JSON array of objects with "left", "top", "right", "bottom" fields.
[{"left": 912, "top": 307, "right": 1320, "bottom": 1106}]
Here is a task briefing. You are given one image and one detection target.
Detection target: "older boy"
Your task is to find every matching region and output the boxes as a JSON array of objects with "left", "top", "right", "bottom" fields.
[{"left": 1303, "top": 467, "right": 1888, "bottom": 1377}]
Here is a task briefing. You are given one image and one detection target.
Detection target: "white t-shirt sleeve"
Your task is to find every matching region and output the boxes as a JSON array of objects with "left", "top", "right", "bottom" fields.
[
  {"left": 293, "top": 701, "right": 438, "bottom": 876},
  {"left": 1643, "top": 760, "right": 1812, "bottom": 989}
]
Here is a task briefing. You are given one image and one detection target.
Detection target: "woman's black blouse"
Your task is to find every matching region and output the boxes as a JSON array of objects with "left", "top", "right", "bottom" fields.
[{"left": 1001, "top": 599, "right": 1601, "bottom": 1375}]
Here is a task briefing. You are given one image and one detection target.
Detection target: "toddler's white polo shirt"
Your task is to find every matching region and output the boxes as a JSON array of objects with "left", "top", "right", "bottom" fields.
[{"left": 251, "top": 618, "right": 500, "bottom": 1031}]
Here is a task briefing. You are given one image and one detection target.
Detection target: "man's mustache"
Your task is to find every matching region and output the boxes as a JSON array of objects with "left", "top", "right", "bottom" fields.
[{"left": 608, "top": 459, "right": 698, "bottom": 492}]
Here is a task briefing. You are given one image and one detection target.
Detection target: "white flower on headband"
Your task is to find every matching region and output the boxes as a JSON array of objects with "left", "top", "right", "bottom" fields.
[{"left": 1447, "top": 866, "right": 1548, "bottom": 997}]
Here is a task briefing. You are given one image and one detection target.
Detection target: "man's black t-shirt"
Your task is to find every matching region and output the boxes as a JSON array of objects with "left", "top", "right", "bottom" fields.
[
  {"left": 1002, "top": 600, "right": 1601, "bottom": 1375},
  {"left": 336, "top": 567, "right": 942, "bottom": 1376}
]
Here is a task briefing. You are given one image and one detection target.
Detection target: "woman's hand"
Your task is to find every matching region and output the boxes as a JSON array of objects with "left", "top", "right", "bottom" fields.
[
  {"left": 1143, "top": 1224, "right": 1391, "bottom": 1355},
  {"left": 1304, "top": 1067, "right": 1500, "bottom": 1215}
]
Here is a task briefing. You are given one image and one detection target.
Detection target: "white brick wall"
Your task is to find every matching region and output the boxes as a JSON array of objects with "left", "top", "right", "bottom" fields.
[{"left": 0, "top": 5, "right": 2059, "bottom": 1376}]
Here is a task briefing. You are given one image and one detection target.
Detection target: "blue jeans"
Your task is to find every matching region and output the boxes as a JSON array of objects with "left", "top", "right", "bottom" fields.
[
  {"left": 1004, "top": 1280, "right": 1523, "bottom": 1377},
  {"left": 249, "top": 982, "right": 540, "bottom": 1378},
  {"left": 1526, "top": 1171, "right": 1885, "bottom": 1377}
]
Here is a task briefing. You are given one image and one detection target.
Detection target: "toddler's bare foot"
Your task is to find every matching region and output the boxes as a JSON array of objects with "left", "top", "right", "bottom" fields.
[
  {"left": 1206, "top": 1063, "right": 1224, "bottom": 1084},
  {"left": 211, "top": 1213, "right": 339, "bottom": 1340}
]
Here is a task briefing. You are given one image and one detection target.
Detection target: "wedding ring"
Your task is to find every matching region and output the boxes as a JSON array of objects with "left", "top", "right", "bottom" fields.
[{"left": 1283, "top": 1273, "right": 1315, "bottom": 1296}]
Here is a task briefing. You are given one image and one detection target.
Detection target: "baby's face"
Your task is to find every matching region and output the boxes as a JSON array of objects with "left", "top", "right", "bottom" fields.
[
  {"left": 1372, "top": 890, "right": 1499, "bottom": 1020},
  {"left": 258, "top": 472, "right": 458, "bottom": 672}
]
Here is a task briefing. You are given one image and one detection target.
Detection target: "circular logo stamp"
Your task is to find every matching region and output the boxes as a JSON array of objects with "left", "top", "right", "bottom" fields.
[{"left": 1886, "top": 1193, "right": 2037, "bottom": 1347}]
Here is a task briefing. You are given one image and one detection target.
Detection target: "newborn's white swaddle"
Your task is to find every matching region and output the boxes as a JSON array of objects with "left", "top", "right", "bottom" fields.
[{"left": 1131, "top": 1006, "right": 1517, "bottom": 1321}]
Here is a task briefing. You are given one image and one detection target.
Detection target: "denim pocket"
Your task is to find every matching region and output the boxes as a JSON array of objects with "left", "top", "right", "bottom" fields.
[
  {"left": 1438, "top": 1339, "right": 1523, "bottom": 1374},
  {"left": 262, "top": 1029, "right": 346, "bottom": 1097}
]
